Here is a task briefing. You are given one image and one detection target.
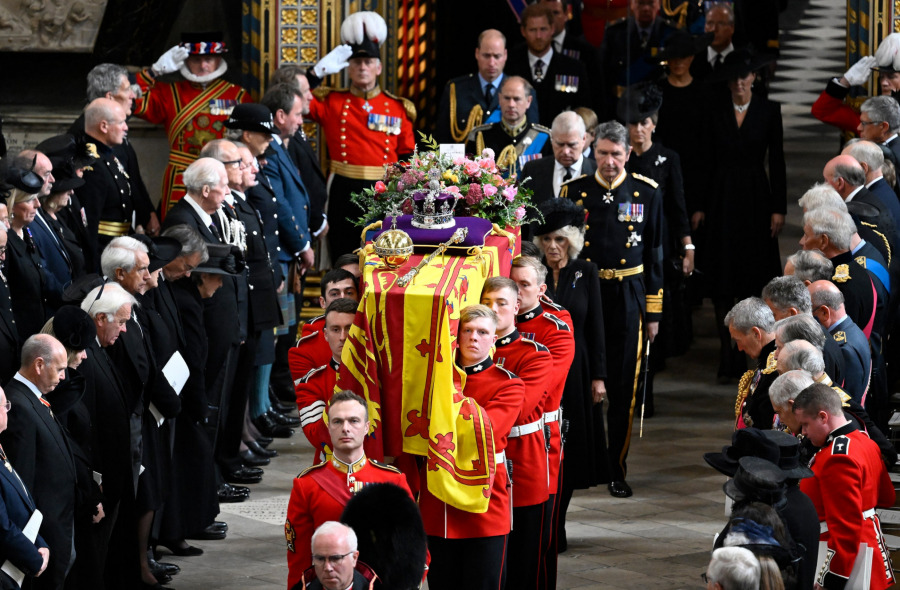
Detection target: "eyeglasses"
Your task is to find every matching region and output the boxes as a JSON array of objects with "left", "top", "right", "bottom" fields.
[
  {"left": 222, "top": 159, "right": 246, "bottom": 170},
  {"left": 87, "top": 277, "right": 109, "bottom": 315},
  {"left": 1, "top": 401, "right": 10, "bottom": 412},
  {"left": 312, "top": 552, "right": 353, "bottom": 565},
  {"left": 701, "top": 573, "right": 709, "bottom": 583},
  {"left": 859, "top": 119, "right": 883, "bottom": 126},
  {"left": 0, "top": 246, "right": 7, "bottom": 255}
]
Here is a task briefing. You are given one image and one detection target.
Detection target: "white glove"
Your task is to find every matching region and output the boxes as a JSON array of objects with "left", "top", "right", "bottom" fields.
[
  {"left": 843, "top": 56, "right": 877, "bottom": 87},
  {"left": 313, "top": 45, "right": 353, "bottom": 78},
  {"left": 152, "top": 45, "right": 190, "bottom": 76}
]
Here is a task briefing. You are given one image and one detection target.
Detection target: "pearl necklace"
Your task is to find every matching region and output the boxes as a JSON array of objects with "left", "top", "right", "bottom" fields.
[{"left": 733, "top": 100, "right": 750, "bottom": 113}]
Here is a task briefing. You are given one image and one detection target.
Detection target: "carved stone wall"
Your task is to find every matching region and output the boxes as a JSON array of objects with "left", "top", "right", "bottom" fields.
[{"left": 0, "top": 0, "right": 110, "bottom": 52}]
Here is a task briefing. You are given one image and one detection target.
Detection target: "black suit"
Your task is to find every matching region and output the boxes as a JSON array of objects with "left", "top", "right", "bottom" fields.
[
  {"left": 247, "top": 172, "right": 285, "bottom": 286},
  {"left": 520, "top": 157, "right": 596, "bottom": 240},
  {"left": 0, "top": 377, "right": 76, "bottom": 590},
  {"left": 436, "top": 73, "right": 541, "bottom": 144},
  {"left": 506, "top": 47, "right": 591, "bottom": 127},
  {"left": 0, "top": 277, "right": 19, "bottom": 384},
  {"left": 6, "top": 230, "right": 47, "bottom": 344}
]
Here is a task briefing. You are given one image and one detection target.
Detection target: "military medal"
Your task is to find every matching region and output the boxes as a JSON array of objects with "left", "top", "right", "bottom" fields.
[
  {"left": 362, "top": 100, "right": 374, "bottom": 113},
  {"left": 631, "top": 204, "right": 644, "bottom": 223},
  {"left": 603, "top": 191, "right": 614, "bottom": 204},
  {"left": 554, "top": 75, "right": 579, "bottom": 93},
  {"left": 627, "top": 232, "right": 642, "bottom": 247}
]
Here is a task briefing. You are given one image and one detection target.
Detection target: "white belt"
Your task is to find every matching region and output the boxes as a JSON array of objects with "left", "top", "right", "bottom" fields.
[
  {"left": 509, "top": 419, "right": 543, "bottom": 438},
  {"left": 820, "top": 509, "right": 876, "bottom": 533},
  {"left": 543, "top": 409, "right": 561, "bottom": 423},
  {"left": 496, "top": 451, "right": 506, "bottom": 465}
]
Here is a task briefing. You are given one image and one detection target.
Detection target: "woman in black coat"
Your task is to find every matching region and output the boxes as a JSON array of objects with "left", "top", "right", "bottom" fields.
[
  {"left": 533, "top": 198, "right": 607, "bottom": 550},
  {"left": 6, "top": 190, "right": 48, "bottom": 342},
  {"left": 698, "top": 49, "right": 787, "bottom": 381}
]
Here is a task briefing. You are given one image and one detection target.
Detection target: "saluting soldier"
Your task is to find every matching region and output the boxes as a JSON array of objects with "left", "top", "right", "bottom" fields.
[
  {"left": 305, "top": 11, "right": 416, "bottom": 263},
  {"left": 436, "top": 29, "right": 540, "bottom": 144},
  {"left": 560, "top": 121, "right": 663, "bottom": 497},
  {"left": 466, "top": 76, "right": 551, "bottom": 175},
  {"left": 134, "top": 32, "right": 251, "bottom": 216}
]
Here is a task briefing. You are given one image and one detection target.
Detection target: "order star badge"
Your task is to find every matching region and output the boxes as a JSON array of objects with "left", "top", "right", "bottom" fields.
[
  {"left": 627, "top": 232, "right": 642, "bottom": 247},
  {"left": 602, "top": 191, "right": 614, "bottom": 204}
]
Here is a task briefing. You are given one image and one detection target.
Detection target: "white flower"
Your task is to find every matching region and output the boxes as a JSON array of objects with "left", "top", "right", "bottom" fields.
[{"left": 481, "top": 148, "right": 495, "bottom": 160}]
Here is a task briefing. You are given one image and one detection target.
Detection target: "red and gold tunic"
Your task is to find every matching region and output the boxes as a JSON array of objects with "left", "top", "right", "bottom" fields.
[
  {"left": 285, "top": 455, "right": 411, "bottom": 590},
  {"left": 494, "top": 330, "right": 553, "bottom": 507},
  {"left": 134, "top": 71, "right": 250, "bottom": 216},
  {"left": 800, "top": 424, "right": 895, "bottom": 590},
  {"left": 307, "top": 85, "right": 415, "bottom": 180},
  {"left": 294, "top": 359, "right": 339, "bottom": 464},
  {"left": 288, "top": 316, "right": 331, "bottom": 385},
  {"left": 517, "top": 308, "right": 575, "bottom": 494},
  {"left": 418, "top": 357, "right": 524, "bottom": 539}
]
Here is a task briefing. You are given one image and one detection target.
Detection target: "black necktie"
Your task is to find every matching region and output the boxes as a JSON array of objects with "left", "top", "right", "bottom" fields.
[
  {"left": 562, "top": 167, "right": 573, "bottom": 182},
  {"left": 714, "top": 53, "right": 722, "bottom": 68},
  {"left": 484, "top": 84, "right": 494, "bottom": 105},
  {"left": 209, "top": 221, "right": 221, "bottom": 242},
  {"left": 640, "top": 30, "right": 649, "bottom": 47},
  {"left": 533, "top": 59, "right": 545, "bottom": 83}
]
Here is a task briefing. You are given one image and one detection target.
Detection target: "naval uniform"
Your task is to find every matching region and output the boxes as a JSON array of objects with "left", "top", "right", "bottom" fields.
[
  {"left": 435, "top": 72, "right": 540, "bottom": 144},
  {"left": 517, "top": 303, "right": 575, "bottom": 590},
  {"left": 734, "top": 340, "right": 778, "bottom": 430},
  {"left": 306, "top": 85, "right": 415, "bottom": 262},
  {"left": 829, "top": 316, "right": 871, "bottom": 405},
  {"left": 561, "top": 169, "right": 663, "bottom": 483},
  {"left": 493, "top": 330, "right": 553, "bottom": 590},
  {"left": 74, "top": 136, "right": 135, "bottom": 273},
  {"left": 829, "top": 252, "right": 877, "bottom": 339},
  {"left": 800, "top": 422, "right": 895, "bottom": 590},
  {"left": 465, "top": 120, "right": 551, "bottom": 176},
  {"left": 294, "top": 359, "right": 339, "bottom": 464},
  {"left": 285, "top": 454, "right": 411, "bottom": 590},
  {"left": 421, "top": 357, "right": 524, "bottom": 590}
]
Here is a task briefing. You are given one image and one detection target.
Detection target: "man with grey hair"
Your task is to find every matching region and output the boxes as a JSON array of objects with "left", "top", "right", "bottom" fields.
[
  {"left": 466, "top": 75, "right": 551, "bottom": 174},
  {"left": 73, "top": 97, "right": 141, "bottom": 274},
  {"left": 303, "top": 521, "right": 368, "bottom": 590},
  {"left": 784, "top": 249, "right": 832, "bottom": 283},
  {"left": 842, "top": 139, "right": 900, "bottom": 221},
  {"left": 808, "top": 280, "right": 871, "bottom": 404},
  {"left": 557, "top": 118, "right": 663, "bottom": 496},
  {"left": 705, "top": 546, "right": 760, "bottom": 590},
  {"left": 800, "top": 207, "right": 880, "bottom": 338},
  {"left": 858, "top": 95, "right": 900, "bottom": 165},
  {"left": 520, "top": 110, "right": 597, "bottom": 231},
  {"left": 797, "top": 182, "right": 846, "bottom": 213},
  {"left": 769, "top": 369, "right": 816, "bottom": 434},
  {"left": 725, "top": 297, "right": 778, "bottom": 429},
  {"left": 774, "top": 313, "right": 846, "bottom": 387}
]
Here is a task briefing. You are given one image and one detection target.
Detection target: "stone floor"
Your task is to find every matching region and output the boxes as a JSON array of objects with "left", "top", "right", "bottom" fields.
[{"left": 151, "top": 0, "right": 898, "bottom": 588}]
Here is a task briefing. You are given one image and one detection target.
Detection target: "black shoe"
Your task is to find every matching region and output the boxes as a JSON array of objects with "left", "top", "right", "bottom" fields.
[
  {"left": 608, "top": 480, "right": 633, "bottom": 498},
  {"left": 558, "top": 531, "right": 568, "bottom": 554},
  {"left": 222, "top": 483, "right": 250, "bottom": 497},
  {"left": 252, "top": 413, "right": 294, "bottom": 438},
  {"left": 186, "top": 524, "right": 227, "bottom": 541},
  {"left": 146, "top": 573, "right": 172, "bottom": 585},
  {"left": 148, "top": 550, "right": 181, "bottom": 577},
  {"left": 269, "top": 388, "right": 296, "bottom": 414},
  {"left": 224, "top": 466, "right": 263, "bottom": 484},
  {"left": 269, "top": 384, "right": 295, "bottom": 405},
  {"left": 157, "top": 540, "right": 204, "bottom": 557},
  {"left": 268, "top": 409, "right": 300, "bottom": 427},
  {"left": 256, "top": 436, "right": 273, "bottom": 448},
  {"left": 240, "top": 449, "right": 271, "bottom": 467},
  {"left": 246, "top": 439, "right": 278, "bottom": 458},
  {"left": 210, "top": 521, "right": 228, "bottom": 533}
]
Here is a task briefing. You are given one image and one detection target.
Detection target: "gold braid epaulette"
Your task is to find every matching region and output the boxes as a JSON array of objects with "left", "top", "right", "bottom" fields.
[
  {"left": 860, "top": 222, "right": 892, "bottom": 265},
  {"left": 448, "top": 82, "right": 485, "bottom": 143},
  {"left": 762, "top": 351, "right": 777, "bottom": 374},
  {"left": 734, "top": 369, "right": 754, "bottom": 424}
]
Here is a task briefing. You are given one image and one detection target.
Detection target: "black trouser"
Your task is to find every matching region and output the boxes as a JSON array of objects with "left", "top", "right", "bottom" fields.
[
  {"left": 540, "top": 489, "right": 561, "bottom": 590},
  {"left": 508, "top": 504, "right": 544, "bottom": 590},
  {"left": 215, "top": 332, "right": 258, "bottom": 473},
  {"left": 427, "top": 535, "right": 508, "bottom": 590},
  {"left": 599, "top": 279, "right": 644, "bottom": 482}
]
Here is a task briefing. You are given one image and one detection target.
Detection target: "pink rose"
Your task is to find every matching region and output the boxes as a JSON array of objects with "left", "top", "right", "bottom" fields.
[
  {"left": 374, "top": 180, "right": 387, "bottom": 194},
  {"left": 478, "top": 158, "right": 495, "bottom": 170},
  {"left": 453, "top": 156, "right": 466, "bottom": 166},
  {"left": 464, "top": 161, "right": 480, "bottom": 176},
  {"left": 502, "top": 186, "right": 518, "bottom": 201},
  {"left": 445, "top": 185, "right": 461, "bottom": 195},
  {"left": 515, "top": 206, "right": 526, "bottom": 221},
  {"left": 483, "top": 184, "right": 498, "bottom": 197}
]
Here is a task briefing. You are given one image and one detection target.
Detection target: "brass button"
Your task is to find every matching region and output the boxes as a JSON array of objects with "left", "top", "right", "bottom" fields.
[
  {"left": 625, "top": 243, "right": 631, "bottom": 248},
  {"left": 576, "top": 199, "right": 583, "bottom": 206},
  {"left": 620, "top": 259, "right": 626, "bottom": 265},
  {"left": 628, "top": 225, "right": 634, "bottom": 231},
  {"left": 341, "top": 135, "right": 346, "bottom": 140},
  {"left": 585, "top": 224, "right": 589, "bottom": 230},
  {"left": 634, "top": 191, "right": 639, "bottom": 197},
  {"left": 341, "top": 119, "right": 346, "bottom": 123},
  {"left": 584, "top": 241, "right": 590, "bottom": 247},
  {"left": 342, "top": 152, "right": 347, "bottom": 156},
  {"left": 586, "top": 258, "right": 591, "bottom": 262},
  {"left": 581, "top": 192, "right": 587, "bottom": 197}
]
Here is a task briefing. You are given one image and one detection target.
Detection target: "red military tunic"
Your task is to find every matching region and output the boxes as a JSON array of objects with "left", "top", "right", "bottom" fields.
[
  {"left": 517, "top": 306, "right": 575, "bottom": 493},
  {"left": 800, "top": 423, "right": 895, "bottom": 590},
  {"left": 419, "top": 357, "right": 524, "bottom": 538},
  {"left": 285, "top": 454, "right": 412, "bottom": 590},
  {"left": 307, "top": 86, "right": 415, "bottom": 175},
  {"left": 494, "top": 330, "right": 553, "bottom": 506},
  {"left": 134, "top": 71, "right": 250, "bottom": 215},
  {"left": 288, "top": 320, "right": 331, "bottom": 387},
  {"left": 294, "top": 359, "right": 338, "bottom": 464}
]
